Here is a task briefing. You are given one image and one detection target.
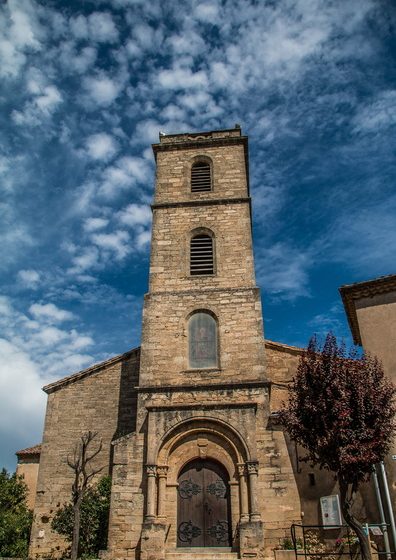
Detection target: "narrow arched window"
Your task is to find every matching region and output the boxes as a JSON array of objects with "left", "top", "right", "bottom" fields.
[
  {"left": 188, "top": 312, "right": 218, "bottom": 369},
  {"left": 191, "top": 161, "right": 212, "bottom": 192},
  {"left": 190, "top": 234, "right": 214, "bottom": 275}
]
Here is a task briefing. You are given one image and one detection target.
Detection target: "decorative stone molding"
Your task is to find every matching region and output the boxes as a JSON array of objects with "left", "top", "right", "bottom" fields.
[
  {"left": 146, "top": 464, "right": 157, "bottom": 476},
  {"left": 246, "top": 461, "right": 259, "bottom": 475},
  {"left": 156, "top": 465, "right": 168, "bottom": 478}
]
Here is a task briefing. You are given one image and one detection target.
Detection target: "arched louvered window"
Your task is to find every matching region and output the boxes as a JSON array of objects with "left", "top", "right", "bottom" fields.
[
  {"left": 191, "top": 161, "right": 212, "bottom": 192},
  {"left": 190, "top": 234, "right": 214, "bottom": 275},
  {"left": 188, "top": 312, "right": 218, "bottom": 369}
]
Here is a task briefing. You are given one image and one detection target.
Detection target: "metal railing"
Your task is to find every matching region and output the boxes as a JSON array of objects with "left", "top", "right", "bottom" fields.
[{"left": 290, "top": 524, "right": 395, "bottom": 560}]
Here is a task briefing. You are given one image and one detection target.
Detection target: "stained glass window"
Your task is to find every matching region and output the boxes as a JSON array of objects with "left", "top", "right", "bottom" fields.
[{"left": 188, "top": 312, "right": 218, "bottom": 369}]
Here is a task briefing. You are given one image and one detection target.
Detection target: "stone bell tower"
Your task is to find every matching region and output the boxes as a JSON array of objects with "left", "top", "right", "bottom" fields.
[{"left": 107, "top": 127, "right": 301, "bottom": 560}]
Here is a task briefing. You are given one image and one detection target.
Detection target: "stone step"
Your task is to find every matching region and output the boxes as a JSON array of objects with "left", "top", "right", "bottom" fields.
[{"left": 166, "top": 547, "right": 238, "bottom": 560}]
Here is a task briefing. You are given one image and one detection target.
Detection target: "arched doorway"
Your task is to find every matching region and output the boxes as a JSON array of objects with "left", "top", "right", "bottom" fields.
[{"left": 177, "top": 458, "right": 231, "bottom": 548}]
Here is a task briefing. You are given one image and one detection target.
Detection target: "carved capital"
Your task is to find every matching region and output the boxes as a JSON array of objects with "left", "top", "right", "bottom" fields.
[
  {"left": 157, "top": 465, "right": 169, "bottom": 478},
  {"left": 246, "top": 461, "right": 259, "bottom": 475},
  {"left": 146, "top": 464, "right": 157, "bottom": 477},
  {"left": 237, "top": 463, "right": 246, "bottom": 477}
]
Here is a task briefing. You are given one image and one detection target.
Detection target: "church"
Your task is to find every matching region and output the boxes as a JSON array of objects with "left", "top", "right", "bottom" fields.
[{"left": 22, "top": 127, "right": 395, "bottom": 560}]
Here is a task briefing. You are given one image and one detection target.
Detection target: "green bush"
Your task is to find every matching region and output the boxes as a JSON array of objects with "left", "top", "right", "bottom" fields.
[
  {"left": 51, "top": 476, "right": 111, "bottom": 558},
  {"left": 0, "top": 468, "right": 33, "bottom": 557}
]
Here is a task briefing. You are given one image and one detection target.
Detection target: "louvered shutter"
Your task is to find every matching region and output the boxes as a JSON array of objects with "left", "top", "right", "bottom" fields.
[
  {"left": 191, "top": 162, "right": 211, "bottom": 192},
  {"left": 190, "top": 234, "right": 214, "bottom": 275}
]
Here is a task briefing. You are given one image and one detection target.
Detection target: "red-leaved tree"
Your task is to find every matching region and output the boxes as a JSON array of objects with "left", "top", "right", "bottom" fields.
[{"left": 280, "top": 333, "right": 395, "bottom": 560}]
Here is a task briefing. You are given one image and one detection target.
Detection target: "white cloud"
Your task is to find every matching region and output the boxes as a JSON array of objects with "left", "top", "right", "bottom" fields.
[
  {"left": 157, "top": 67, "right": 209, "bottom": 90},
  {"left": 257, "top": 242, "right": 312, "bottom": 301},
  {"left": 83, "top": 217, "right": 109, "bottom": 232},
  {"left": 0, "top": 0, "right": 43, "bottom": 79},
  {"left": 85, "top": 132, "right": 119, "bottom": 161},
  {"left": 58, "top": 42, "right": 97, "bottom": 74},
  {"left": 88, "top": 12, "right": 119, "bottom": 43},
  {"left": 70, "top": 12, "right": 119, "bottom": 43},
  {"left": 0, "top": 339, "right": 46, "bottom": 442},
  {"left": 68, "top": 246, "right": 100, "bottom": 274},
  {"left": 136, "top": 229, "right": 151, "bottom": 249},
  {"left": 17, "top": 269, "right": 40, "bottom": 289},
  {"left": 353, "top": 91, "right": 396, "bottom": 133},
  {"left": 90, "top": 230, "right": 130, "bottom": 260},
  {"left": 325, "top": 195, "right": 396, "bottom": 274},
  {"left": 193, "top": 1, "right": 220, "bottom": 23},
  {"left": 83, "top": 74, "right": 122, "bottom": 106},
  {"left": 99, "top": 156, "right": 151, "bottom": 198},
  {"left": 29, "top": 302, "right": 75, "bottom": 322},
  {"left": 118, "top": 203, "right": 151, "bottom": 227},
  {"left": 12, "top": 75, "right": 63, "bottom": 127}
]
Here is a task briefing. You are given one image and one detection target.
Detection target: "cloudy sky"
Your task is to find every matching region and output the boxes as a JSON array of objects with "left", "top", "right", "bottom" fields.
[{"left": 1, "top": 0, "right": 395, "bottom": 471}]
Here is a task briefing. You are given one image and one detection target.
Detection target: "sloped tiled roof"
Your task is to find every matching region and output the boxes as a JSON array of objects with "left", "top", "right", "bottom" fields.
[{"left": 16, "top": 444, "right": 41, "bottom": 457}]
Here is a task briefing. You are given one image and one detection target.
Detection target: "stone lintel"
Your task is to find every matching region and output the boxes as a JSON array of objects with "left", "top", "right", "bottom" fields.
[
  {"left": 152, "top": 196, "right": 251, "bottom": 211},
  {"left": 137, "top": 380, "right": 269, "bottom": 393},
  {"left": 145, "top": 401, "right": 258, "bottom": 412}
]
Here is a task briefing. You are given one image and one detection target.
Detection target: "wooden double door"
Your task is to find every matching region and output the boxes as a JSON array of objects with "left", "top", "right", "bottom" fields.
[{"left": 177, "top": 459, "right": 231, "bottom": 548}]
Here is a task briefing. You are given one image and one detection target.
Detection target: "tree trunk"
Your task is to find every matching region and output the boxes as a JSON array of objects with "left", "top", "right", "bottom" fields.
[
  {"left": 339, "top": 479, "right": 371, "bottom": 560},
  {"left": 71, "top": 497, "right": 82, "bottom": 560}
]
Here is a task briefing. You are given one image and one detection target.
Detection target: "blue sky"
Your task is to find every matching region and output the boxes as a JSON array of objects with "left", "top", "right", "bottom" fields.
[{"left": 1, "top": 0, "right": 395, "bottom": 471}]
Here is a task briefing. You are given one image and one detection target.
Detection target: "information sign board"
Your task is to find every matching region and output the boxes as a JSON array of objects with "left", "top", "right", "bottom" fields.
[{"left": 320, "top": 495, "right": 342, "bottom": 528}]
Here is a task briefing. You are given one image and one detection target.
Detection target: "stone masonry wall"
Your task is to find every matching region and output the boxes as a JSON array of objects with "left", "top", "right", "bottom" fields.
[
  {"left": 139, "top": 288, "right": 265, "bottom": 387},
  {"left": 154, "top": 142, "right": 248, "bottom": 205},
  {"left": 29, "top": 349, "right": 140, "bottom": 558},
  {"left": 149, "top": 201, "right": 255, "bottom": 293}
]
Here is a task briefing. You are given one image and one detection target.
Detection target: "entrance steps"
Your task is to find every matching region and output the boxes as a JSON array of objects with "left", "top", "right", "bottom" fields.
[{"left": 166, "top": 547, "right": 238, "bottom": 560}]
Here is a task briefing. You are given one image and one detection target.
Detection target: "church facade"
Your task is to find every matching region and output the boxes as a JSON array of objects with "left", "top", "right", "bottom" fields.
[{"left": 27, "top": 127, "right": 392, "bottom": 560}]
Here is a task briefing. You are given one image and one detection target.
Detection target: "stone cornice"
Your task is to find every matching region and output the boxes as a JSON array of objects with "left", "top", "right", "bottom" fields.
[
  {"left": 264, "top": 339, "right": 304, "bottom": 355},
  {"left": 152, "top": 131, "right": 250, "bottom": 196},
  {"left": 43, "top": 347, "right": 140, "bottom": 394},
  {"left": 145, "top": 286, "right": 260, "bottom": 298},
  {"left": 152, "top": 134, "right": 247, "bottom": 156},
  {"left": 339, "top": 274, "right": 396, "bottom": 345},
  {"left": 152, "top": 196, "right": 251, "bottom": 211}
]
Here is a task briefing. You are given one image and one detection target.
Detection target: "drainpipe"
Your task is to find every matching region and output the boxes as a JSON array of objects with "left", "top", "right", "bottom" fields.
[
  {"left": 372, "top": 465, "right": 392, "bottom": 559},
  {"left": 379, "top": 461, "right": 396, "bottom": 553}
]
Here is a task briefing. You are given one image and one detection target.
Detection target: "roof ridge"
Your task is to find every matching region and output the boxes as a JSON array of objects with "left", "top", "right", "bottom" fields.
[{"left": 43, "top": 346, "right": 140, "bottom": 394}]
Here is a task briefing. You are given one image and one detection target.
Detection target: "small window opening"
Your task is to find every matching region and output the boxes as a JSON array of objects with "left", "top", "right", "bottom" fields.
[
  {"left": 190, "top": 234, "right": 214, "bottom": 275},
  {"left": 191, "top": 162, "right": 211, "bottom": 192},
  {"left": 308, "top": 473, "right": 316, "bottom": 486}
]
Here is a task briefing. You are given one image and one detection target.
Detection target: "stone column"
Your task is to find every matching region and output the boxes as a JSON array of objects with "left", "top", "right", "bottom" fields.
[
  {"left": 145, "top": 464, "right": 157, "bottom": 521},
  {"left": 237, "top": 463, "right": 249, "bottom": 522},
  {"left": 247, "top": 461, "right": 261, "bottom": 521},
  {"left": 157, "top": 466, "right": 169, "bottom": 519}
]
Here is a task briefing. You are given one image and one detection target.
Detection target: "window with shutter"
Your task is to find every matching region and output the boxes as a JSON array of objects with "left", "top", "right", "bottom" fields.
[
  {"left": 188, "top": 312, "right": 218, "bottom": 368},
  {"left": 190, "top": 234, "right": 214, "bottom": 275},
  {"left": 191, "top": 162, "right": 212, "bottom": 192}
]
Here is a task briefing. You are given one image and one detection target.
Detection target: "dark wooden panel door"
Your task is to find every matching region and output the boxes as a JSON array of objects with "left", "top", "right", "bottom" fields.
[{"left": 177, "top": 459, "right": 231, "bottom": 548}]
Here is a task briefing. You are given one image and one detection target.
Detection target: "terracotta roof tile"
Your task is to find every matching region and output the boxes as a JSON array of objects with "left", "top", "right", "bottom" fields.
[{"left": 16, "top": 444, "right": 41, "bottom": 457}]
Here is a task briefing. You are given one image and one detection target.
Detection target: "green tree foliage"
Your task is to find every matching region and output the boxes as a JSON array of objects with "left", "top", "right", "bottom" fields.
[
  {"left": 51, "top": 476, "right": 111, "bottom": 558},
  {"left": 0, "top": 468, "right": 33, "bottom": 557},
  {"left": 280, "top": 333, "right": 396, "bottom": 560}
]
